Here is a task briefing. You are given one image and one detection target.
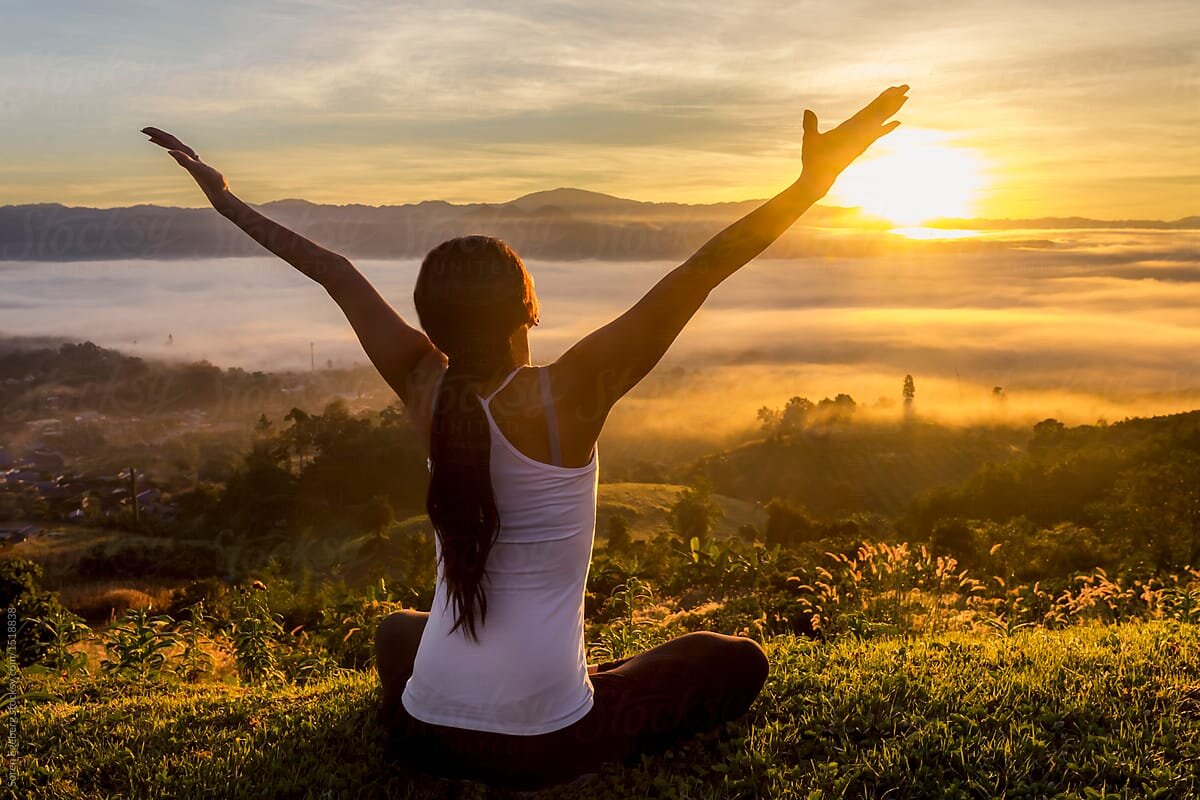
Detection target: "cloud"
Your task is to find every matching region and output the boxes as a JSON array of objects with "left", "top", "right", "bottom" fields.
[{"left": 3, "top": 0, "right": 1198, "bottom": 215}]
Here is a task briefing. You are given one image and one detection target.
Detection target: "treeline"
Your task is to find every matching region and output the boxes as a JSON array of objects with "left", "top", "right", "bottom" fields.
[
  {"left": 703, "top": 419, "right": 1025, "bottom": 517},
  {"left": 905, "top": 413, "right": 1200, "bottom": 570},
  {"left": 0, "top": 339, "right": 384, "bottom": 423},
  {"left": 755, "top": 393, "right": 859, "bottom": 435},
  {"left": 1, "top": 340, "right": 280, "bottom": 420},
  {"left": 173, "top": 401, "right": 429, "bottom": 544},
  {"left": 761, "top": 412, "right": 1200, "bottom": 575}
]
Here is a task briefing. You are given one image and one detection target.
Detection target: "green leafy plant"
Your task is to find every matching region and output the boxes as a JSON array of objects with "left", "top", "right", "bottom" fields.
[
  {"left": 173, "top": 601, "right": 215, "bottom": 682},
  {"left": 230, "top": 582, "right": 285, "bottom": 685},
  {"left": 589, "top": 577, "right": 663, "bottom": 663},
  {"left": 100, "top": 608, "right": 178, "bottom": 679}
]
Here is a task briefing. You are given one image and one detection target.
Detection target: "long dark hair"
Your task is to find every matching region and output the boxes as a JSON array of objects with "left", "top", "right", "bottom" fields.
[{"left": 414, "top": 235, "right": 539, "bottom": 641}]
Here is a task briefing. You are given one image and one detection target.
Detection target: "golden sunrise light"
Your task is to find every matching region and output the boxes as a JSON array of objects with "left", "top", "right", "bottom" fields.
[
  {"left": 7, "top": 2, "right": 1200, "bottom": 795},
  {"left": 828, "top": 129, "right": 987, "bottom": 227}
]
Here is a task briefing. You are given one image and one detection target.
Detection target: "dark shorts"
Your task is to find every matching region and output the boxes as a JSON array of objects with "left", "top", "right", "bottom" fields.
[{"left": 382, "top": 631, "right": 769, "bottom": 791}]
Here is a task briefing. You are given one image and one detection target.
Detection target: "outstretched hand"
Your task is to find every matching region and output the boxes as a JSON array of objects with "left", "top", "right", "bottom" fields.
[
  {"left": 801, "top": 85, "right": 909, "bottom": 196},
  {"left": 141, "top": 127, "right": 229, "bottom": 202}
]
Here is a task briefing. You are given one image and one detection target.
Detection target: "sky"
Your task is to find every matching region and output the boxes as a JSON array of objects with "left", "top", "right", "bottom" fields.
[{"left": 1, "top": 0, "right": 1198, "bottom": 219}]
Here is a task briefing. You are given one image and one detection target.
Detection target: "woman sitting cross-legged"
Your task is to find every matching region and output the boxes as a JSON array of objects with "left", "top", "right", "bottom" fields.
[{"left": 142, "top": 84, "right": 908, "bottom": 790}]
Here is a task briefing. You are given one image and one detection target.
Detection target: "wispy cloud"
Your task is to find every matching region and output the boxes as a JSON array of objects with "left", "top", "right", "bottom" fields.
[{"left": 2, "top": 0, "right": 1197, "bottom": 215}]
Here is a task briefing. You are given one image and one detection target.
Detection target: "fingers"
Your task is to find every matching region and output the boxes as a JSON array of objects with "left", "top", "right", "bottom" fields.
[
  {"left": 141, "top": 126, "right": 199, "bottom": 160},
  {"left": 874, "top": 120, "right": 901, "bottom": 141},
  {"left": 167, "top": 149, "right": 196, "bottom": 169},
  {"left": 802, "top": 109, "right": 819, "bottom": 137},
  {"left": 873, "top": 87, "right": 909, "bottom": 118},
  {"left": 848, "top": 85, "right": 908, "bottom": 132}
]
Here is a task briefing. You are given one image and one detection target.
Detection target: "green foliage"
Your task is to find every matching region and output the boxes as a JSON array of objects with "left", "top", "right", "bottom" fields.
[
  {"left": 174, "top": 601, "right": 215, "bottom": 682},
  {"left": 668, "top": 479, "right": 722, "bottom": 541},
  {"left": 312, "top": 580, "right": 405, "bottom": 670},
  {"left": 906, "top": 410, "right": 1200, "bottom": 574},
  {"left": 75, "top": 539, "right": 224, "bottom": 581},
  {"left": 12, "top": 403, "right": 1200, "bottom": 794},
  {"left": 1098, "top": 450, "right": 1200, "bottom": 569},
  {"left": 100, "top": 608, "right": 178, "bottom": 680},
  {"left": 604, "top": 514, "right": 632, "bottom": 553},
  {"left": 217, "top": 401, "right": 428, "bottom": 541},
  {"left": 229, "top": 583, "right": 286, "bottom": 685},
  {"left": 588, "top": 577, "right": 664, "bottom": 663},
  {"left": 0, "top": 558, "right": 85, "bottom": 668},
  {"left": 717, "top": 416, "right": 1027, "bottom": 517},
  {"left": 790, "top": 542, "right": 983, "bottom": 639}
]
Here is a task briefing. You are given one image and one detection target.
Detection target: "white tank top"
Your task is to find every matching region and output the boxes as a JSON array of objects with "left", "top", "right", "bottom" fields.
[{"left": 400, "top": 364, "right": 600, "bottom": 735}]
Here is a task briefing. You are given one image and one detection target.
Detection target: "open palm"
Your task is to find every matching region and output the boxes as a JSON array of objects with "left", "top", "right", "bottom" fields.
[
  {"left": 141, "top": 127, "right": 228, "bottom": 200},
  {"left": 801, "top": 85, "right": 909, "bottom": 194}
]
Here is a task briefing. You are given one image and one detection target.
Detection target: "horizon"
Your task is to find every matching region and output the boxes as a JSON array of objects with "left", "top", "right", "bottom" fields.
[{"left": 3, "top": 185, "right": 1197, "bottom": 225}]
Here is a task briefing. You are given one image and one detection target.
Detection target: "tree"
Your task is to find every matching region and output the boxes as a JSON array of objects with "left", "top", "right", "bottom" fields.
[
  {"left": 930, "top": 518, "right": 977, "bottom": 567},
  {"left": 670, "top": 480, "right": 722, "bottom": 542},
  {"left": 1100, "top": 452, "right": 1200, "bottom": 569},
  {"left": 736, "top": 523, "right": 760, "bottom": 544},
  {"left": 1030, "top": 418, "right": 1066, "bottom": 456},
  {"left": 360, "top": 493, "right": 396, "bottom": 536},
  {"left": 605, "top": 515, "right": 632, "bottom": 553},
  {"left": 902, "top": 375, "right": 915, "bottom": 417},
  {"left": 764, "top": 498, "right": 816, "bottom": 548},
  {"left": 815, "top": 394, "right": 856, "bottom": 427},
  {"left": 780, "top": 396, "right": 814, "bottom": 434},
  {"left": 756, "top": 406, "right": 782, "bottom": 438}
]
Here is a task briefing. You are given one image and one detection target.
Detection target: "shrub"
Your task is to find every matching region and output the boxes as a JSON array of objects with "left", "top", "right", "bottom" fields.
[
  {"left": 100, "top": 608, "right": 179, "bottom": 680},
  {"left": 0, "top": 559, "right": 84, "bottom": 668}
]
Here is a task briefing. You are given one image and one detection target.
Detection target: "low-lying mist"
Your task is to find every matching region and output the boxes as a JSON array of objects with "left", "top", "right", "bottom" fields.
[{"left": 3, "top": 227, "right": 1199, "bottom": 446}]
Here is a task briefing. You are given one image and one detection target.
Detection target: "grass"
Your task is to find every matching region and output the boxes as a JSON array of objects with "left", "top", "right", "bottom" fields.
[
  {"left": 596, "top": 482, "right": 764, "bottom": 543},
  {"left": 15, "top": 621, "right": 1200, "bottom": 799}
]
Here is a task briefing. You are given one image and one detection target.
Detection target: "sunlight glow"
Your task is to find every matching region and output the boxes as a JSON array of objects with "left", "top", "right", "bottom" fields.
[
  {"left": 828, "top": 129, "right": 987, "bottom": 227},
  {"left": 890, "top": 227, "right": 981, "bottom": 240}
]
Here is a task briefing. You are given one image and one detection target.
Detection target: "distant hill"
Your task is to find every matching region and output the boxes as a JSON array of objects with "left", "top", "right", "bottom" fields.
[
  {"left": 0, "top": 190, "right": 869, "bottom": 262},
  {"left": 8, "top": 188, "right": 1188, "bottom": 262},
  {"left": 928, "top": 214, "right": 1200, "bottom": 230}
]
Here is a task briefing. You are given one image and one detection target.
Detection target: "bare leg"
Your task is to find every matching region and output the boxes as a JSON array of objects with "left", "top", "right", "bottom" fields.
[
  {"left": 375, "top": 609, "right": 429, "bottom": 720},
  {"left": 589, "top": 631, "right": 769, "bottom": 759}
]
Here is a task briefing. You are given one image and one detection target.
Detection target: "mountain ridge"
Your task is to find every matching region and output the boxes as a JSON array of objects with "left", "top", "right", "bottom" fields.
[{"left": 1, "top": 189, "right": 1196, "bottom": 262}]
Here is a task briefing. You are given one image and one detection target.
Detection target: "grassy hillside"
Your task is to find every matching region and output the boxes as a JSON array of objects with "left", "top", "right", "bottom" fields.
[
  {"left": 4, "top": 526, "right": 221, "bottom": 622},
  {"left": 596, "top": 482, "right": 763, "bottom": 542},
  {"left": 18, "top": 622, "right": 1200, "bottom": 799}
]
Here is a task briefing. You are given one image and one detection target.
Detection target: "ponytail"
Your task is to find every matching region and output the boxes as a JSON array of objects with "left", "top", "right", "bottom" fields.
[
  {"left": 415, "top": 236, "right": 539, "bottom": 641},
  {"left": 427, "top": 349, "right": 505, "bottom": 641}
]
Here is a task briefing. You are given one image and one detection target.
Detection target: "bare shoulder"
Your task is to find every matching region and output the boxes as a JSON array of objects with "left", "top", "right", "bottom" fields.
[{"left": 542, "top": 358, "right": 612, "bottom": 441}]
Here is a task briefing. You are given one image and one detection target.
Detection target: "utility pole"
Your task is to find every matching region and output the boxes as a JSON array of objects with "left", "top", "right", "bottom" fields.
[
  {"left": 129, "top": 466, "right": 140, "bottom": 530},
  {"left": 310, "top": 341, "right": 315, "bottom": 372}
]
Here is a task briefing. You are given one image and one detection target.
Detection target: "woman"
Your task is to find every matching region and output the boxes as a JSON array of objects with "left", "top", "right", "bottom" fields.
[{"left": 142, "top": 83, "right": 907, "bottom": 790}]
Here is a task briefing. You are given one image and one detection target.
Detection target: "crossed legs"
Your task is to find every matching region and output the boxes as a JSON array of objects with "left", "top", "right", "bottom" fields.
[{"left": 375, "top": 611, "right": 770, "bottom": 790}]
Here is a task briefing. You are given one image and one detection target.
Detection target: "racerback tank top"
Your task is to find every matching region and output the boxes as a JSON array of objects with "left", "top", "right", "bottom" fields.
[{"left": 400, "top": 364, "right": 600, "bottom": 735}]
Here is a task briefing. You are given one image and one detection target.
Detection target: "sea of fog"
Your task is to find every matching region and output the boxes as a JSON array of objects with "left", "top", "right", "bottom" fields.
[{"left": 3, "top": 228, "right": 1200, "bottom": 435}]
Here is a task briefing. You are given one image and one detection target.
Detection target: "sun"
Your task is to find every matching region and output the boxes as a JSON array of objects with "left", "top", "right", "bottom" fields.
[{"left": 827, "top": 129, "right": 987, "bottom": 227}]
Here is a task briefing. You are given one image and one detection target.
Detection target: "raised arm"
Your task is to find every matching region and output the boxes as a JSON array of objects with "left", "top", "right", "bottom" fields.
[
  {"left": 552, "top": 85, "right": 909, "bottom": 429},
  {"left": 140, "top": 127, "right": 438, "bottom": 407}
]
